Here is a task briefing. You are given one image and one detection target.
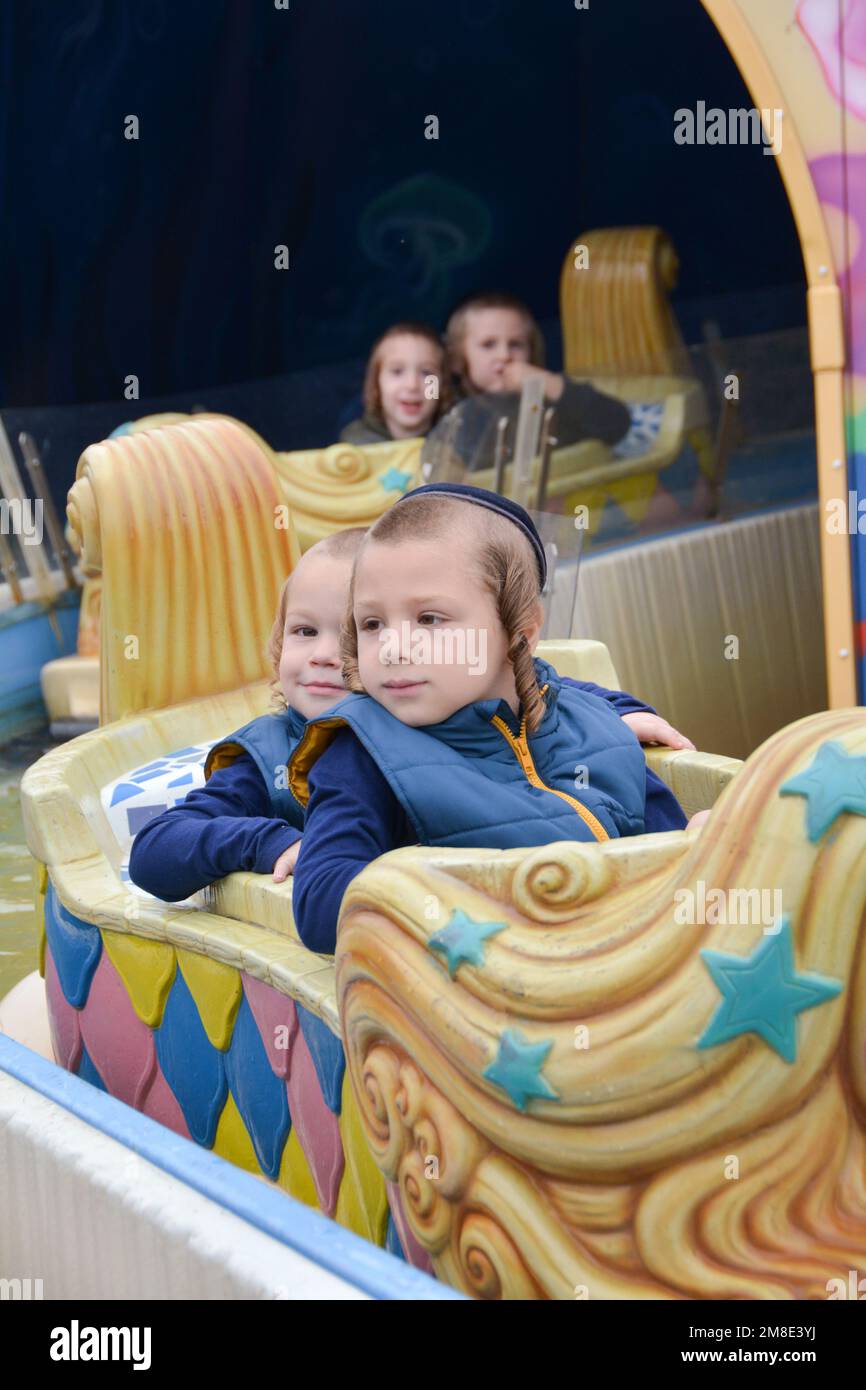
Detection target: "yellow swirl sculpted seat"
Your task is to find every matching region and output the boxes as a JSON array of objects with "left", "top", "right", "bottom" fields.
[
  {"left": 87, "top": 408, "right": 425, "bottom": 556},
  {"left": 554, "top": 225, "right": 714, "bottom": 530},
  {"left": 43, "top": 412, "right": 423, "bottom": 728},
  {"left": 110, "top": 409, "right": 426, "bottom": 553},
  {"left": 336, "top": 703, "right": 866, "bottom": 1299}
]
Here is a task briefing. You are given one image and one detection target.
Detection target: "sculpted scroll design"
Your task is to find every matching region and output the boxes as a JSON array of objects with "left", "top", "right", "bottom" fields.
[{"left": 338, "top": 709, "right": 866, "bottom": 1298}]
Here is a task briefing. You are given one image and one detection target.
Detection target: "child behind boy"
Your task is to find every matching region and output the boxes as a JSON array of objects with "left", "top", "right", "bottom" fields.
[
  {"left": 422, "top": 292, "right": 630, "bottom": 471},
  {"left": 340, "top": 322, "right": 450, "bottom": 445},
  {"left": 288, "top": 484, "right": 708, "bottom": 954},
  {"left": 128, "top": 528, "right": 368, "bottom": 901},
  {"left": 130, "top": 499, "right": 695, "bottom": 911}
]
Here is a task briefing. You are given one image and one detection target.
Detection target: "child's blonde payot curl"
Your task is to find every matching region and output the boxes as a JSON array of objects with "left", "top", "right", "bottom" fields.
[
  {"left": 266, "top": 574, "right": 293, "bottom": 711},
  {"left": 340, "top": 581, "right": 366, "bottom": 694},
  {"left": 478, "top": 527, "right": 546, "bottom": 733}
]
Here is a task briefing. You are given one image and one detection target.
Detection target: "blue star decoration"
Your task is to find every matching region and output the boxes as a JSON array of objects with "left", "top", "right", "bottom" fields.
[
  {"left": 483, "top": 1028, "right": 560, "bottom": 1111},
  {"left": 779, "top": 740, "right": 866, "bottom": 842},
  {"left": 428, "top": 909, "right": 507, "bottom": 977},
  {"left": 697, "top": 918, "right": 843, "bottom": 1064},
  {"left": 379, "top": 467, "right": 413, "bottom": 495}
]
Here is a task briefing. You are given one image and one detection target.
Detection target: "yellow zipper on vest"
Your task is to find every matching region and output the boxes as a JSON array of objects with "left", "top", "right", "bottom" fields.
[{"left": 490, "top": 711, "right": 610, "bottom": 843}]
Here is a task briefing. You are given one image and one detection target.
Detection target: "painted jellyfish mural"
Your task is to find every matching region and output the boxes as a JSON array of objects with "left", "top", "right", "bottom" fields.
[{"left": 358, "top": 173, "right": 492, "bottom": 315}]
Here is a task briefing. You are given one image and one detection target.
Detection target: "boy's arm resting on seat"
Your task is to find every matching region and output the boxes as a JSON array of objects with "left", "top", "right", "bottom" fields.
[
  {"left": 561, "top": 677, "right": 695, "bottom": 751},
  {"left": 292, "top": 728, "right": 414, "bottom": 956},
  {"left": 559, "top": 678, "right": 690, "bottom": 830},
  {"left": 498, "top": 363, "right": 631, "bottom": 446},
  {"left": 128, "top": 754, "right": 301, "bottom": 902},
  {"left": 560, "top": 676, "right": 656, "bottom": 718},
  {"left": 553, "top": 377, "right": 631, "bottom": 446}
]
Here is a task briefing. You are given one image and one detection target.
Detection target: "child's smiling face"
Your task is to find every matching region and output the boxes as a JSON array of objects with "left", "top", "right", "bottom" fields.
[
  {"left": 377, "top": 333, "right": 441, "bottom": 438},
  {"left": 461, "top": 308, "right": 532, "bottom": 393},
  {"left": 278, "top": 551, "right": 353, "bottom": 718},
  {"left": 352, "top": 531, "right": 541, "bottom": 726}
]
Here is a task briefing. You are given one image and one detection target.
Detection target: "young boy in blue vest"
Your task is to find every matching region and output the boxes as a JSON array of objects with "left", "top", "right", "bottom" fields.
[
  {"left": 286, "top": 485, "right": 710, "bottom": 954},
  {"left": 129, "top": 500, "right": 699, "bottom": 909}
]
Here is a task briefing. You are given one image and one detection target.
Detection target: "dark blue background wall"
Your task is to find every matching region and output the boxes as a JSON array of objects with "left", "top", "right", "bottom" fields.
[{"left": 0, "top": 0, "right": 805, "bottom": 481}]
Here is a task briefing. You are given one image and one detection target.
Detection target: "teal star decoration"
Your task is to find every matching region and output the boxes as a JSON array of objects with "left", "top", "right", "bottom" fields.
[
  {"left": 697, "top": 918, "right": 843, "bottom": 1063},
  {"left": 428, "top": 908, "right": 507, "bottom": 977},
  {"left": 779, "top": 740, "right": 866, "bottom": 842},
  {"left": 379, "top": 467, "right": 413, "bottom": 495},
  {"left": 483, "top": 1028, "right": 559, "bottom": 1110}
]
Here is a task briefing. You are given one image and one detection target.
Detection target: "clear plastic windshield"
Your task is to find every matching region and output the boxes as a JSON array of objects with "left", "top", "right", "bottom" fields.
[
  {"left": 1, "top": 325, "right": 819, "bottom": 644},
  {"left": 420, "top": 377, "right": 583, "bottom": 640}
]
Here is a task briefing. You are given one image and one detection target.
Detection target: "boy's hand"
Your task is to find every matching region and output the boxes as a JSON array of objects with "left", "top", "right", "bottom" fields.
[
  {"left": 622, "top": 712, "right": 695, "bottom": 750},
  {"left": 499, "top": 362, "right": 565, "bottom": 400},
  {"left": 686, "top": 809, "right": 711, "bottom": 831},
  {"left": 273, "top": 839, "right": 301, "bottom": 883}
]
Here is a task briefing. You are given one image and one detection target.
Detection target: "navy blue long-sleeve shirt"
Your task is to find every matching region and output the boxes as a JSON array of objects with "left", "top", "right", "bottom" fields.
[
  {"left": 128, "top": 681, "right": 687, "bottom": 946},
  {"left": 128, "top": 754, "right": 301, "bottom": 902}
]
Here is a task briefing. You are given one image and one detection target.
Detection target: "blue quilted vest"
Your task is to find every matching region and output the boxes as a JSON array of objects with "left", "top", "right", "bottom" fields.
[
  {"left": 204, "top": 704, "right": 308, "bottom": 828},
  {"left": 288, "top": 658, "right": 647, "bottom": 847}
]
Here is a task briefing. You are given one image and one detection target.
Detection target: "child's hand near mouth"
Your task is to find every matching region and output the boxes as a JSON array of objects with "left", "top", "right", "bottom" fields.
[{"left": 499, "top": 360, "right": 566, "bottom": 400}]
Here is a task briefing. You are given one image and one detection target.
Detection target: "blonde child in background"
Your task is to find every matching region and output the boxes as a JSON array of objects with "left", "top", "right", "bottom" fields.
[{"left": 340, "top": 321, "right": 451, "bottom": 444}]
